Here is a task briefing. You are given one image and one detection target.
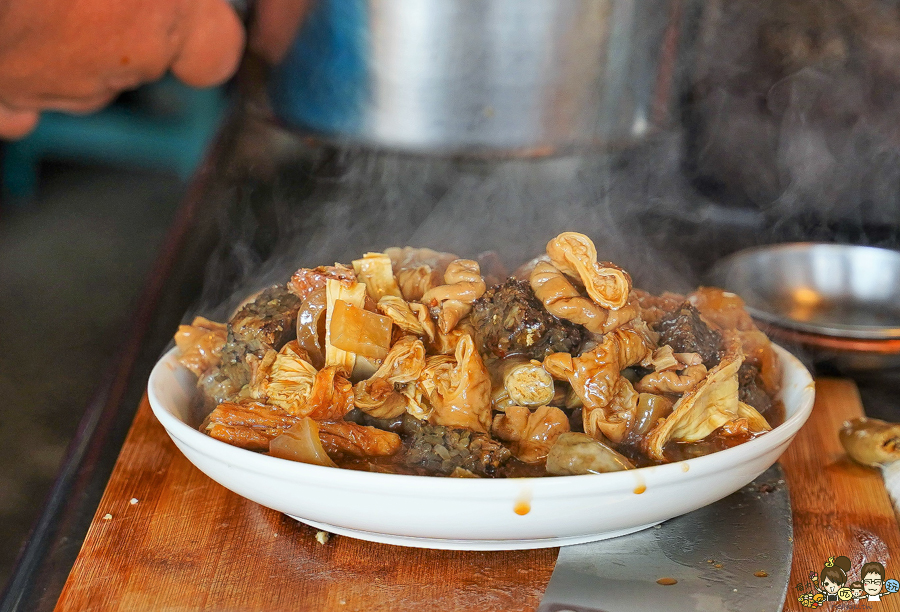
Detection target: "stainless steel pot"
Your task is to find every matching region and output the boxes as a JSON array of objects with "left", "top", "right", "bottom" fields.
[{"left": 265, "top": 0, "right": 700, "bottom": 155}]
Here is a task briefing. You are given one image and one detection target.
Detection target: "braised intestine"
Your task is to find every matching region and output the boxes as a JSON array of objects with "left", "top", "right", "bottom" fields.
[
  {"left": 175, "top": 231, "right": 784, "bottom": 476},
  {"left": 387, "top": 246, "right": 458, "bottom": 302},
  {"left": 635, "top": 364, "right": 708, "bottom": 394},
  {"left": 546, "top": 232, "right": 632, "bottom": 310},
  {"left": 545, "top": 325, "right": 653, "bottom": 443},
  {"left": 396, "top": 266, "right": 442, "bottom": 302},
  {"left": 530, "top": 261, "right": 637, "bottom": 334}
]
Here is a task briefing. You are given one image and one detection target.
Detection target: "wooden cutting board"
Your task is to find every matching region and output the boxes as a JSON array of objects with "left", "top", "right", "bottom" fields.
[
  {"left": 54, "top": 379, "right": 900, "bottom": 612},
  {"left": 780, "top": 381, "right": 900, "bottom": 611}
]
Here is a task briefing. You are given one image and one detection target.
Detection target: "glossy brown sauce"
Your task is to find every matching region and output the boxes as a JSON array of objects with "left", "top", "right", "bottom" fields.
[
  {"left": 330, "top": 451, "right": 549, "bottom": 477},
  {"left": 309, "top": 403, "right": 787, "bottom": 477},
  {"left": 760, "top": 399, "right": 785, "bottom": 428}
]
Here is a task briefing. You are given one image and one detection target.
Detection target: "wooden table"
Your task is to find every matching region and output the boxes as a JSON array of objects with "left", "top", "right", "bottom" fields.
[{"left": 52, "top": 379, "right": 900, "bottom": 612}]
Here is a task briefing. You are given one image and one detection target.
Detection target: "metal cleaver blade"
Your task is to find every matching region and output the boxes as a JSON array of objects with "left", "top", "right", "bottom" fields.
[{"left": 536, "top": 464, "right": 792, "bottom": 612}]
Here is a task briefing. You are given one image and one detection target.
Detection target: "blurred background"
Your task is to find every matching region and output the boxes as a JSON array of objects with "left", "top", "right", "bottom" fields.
[{"left": 0, "top": 78, "right": 227, "bottom": 587}]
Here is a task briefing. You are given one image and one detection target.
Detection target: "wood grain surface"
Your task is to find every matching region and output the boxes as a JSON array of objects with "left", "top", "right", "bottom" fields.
[
  {"left": 781, "top": 379, "right": 900, "bottom": 611},
  {"left": 55, "top": 379, "right": 900, "bottom": 612}
]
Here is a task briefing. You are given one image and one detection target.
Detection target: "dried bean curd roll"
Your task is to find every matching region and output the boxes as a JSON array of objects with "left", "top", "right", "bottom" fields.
[
  {"left": 421, "top": 259, "right": 486, "bottom": 334},
  {"left": 324, "top": 278, "right": 368, "bottom": 375},
  {"left": 354, "top": 336, "right": 427, "bottom": 419},
  {"left": 642, "top": 333, "right": 770, "bottom": 461},
  {"left": 490, "top": 386, "right": 517, "bottom": 412},
  {"left": 352, "top": 252, "right": 402, "bottom": 302},
  {"left": 377, "top": 295, "right": 426, "bottom": 336},
  {"left": 497, "top": 355, "right": 555, "bottom": 408}
]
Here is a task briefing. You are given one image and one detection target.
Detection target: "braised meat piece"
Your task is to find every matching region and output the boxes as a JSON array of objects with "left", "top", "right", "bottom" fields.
[
  {"left": 196, "top": 367, "right": 243, "bottom": 409},
  {"left": 231, "top": 286, "right": 302, "bottom": 347},
  {"left": 218, "top": 286, "right": 303, "bottom": 390},
  {"left": 400, "top": 417, "right": 512, "bottom": 477},
  {"left": 469, "top": 278, "right": 585, "bottom": 360},
  {"left": 653, "top": 303, "right": 722, "bottom": 368},
  {"left": 738, "top": 362, "right": 773, "bottom": 415},
  {"left": 633, "top": 288, "right": 685, "bottom": 326}
]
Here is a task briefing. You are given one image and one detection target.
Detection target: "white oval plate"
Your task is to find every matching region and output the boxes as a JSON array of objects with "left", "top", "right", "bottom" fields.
[{"left": 148, "top": 345, "right": 814, "bottom": 550}]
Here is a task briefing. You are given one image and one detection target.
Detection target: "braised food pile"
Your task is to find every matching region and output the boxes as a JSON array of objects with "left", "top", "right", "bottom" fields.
[{"left": 173, "top": 232, "right": 783, "bottom": 477}]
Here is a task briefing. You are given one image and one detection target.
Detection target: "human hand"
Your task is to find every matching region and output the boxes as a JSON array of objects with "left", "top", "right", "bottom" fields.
[
  {"left": 0, "top": 0, "right": 245, "bottom": 139},
  {"left": 249, "top": 0, "right": 313, "bottom": 64}
]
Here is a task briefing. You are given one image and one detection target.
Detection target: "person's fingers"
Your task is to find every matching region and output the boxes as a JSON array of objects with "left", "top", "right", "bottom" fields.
[
  {"left": 42, "top": 92, "right": 117, "bottom": 114},
  {"left": 250, "top": 0, "right": 313, "bottom": 64},
  {"left": 171, "top": 0, "right": 245, "bottom": 88},
  {"left": 0, "top": 105, "right": 39, "bottom": 139}
]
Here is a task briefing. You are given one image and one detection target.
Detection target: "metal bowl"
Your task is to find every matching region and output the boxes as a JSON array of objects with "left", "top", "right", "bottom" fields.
[
  {"left": 708, "top": 243, "right": 900, "bottom": 340},
  {"left": 757, "top": 322, "right": 900, "bottom": 372}
]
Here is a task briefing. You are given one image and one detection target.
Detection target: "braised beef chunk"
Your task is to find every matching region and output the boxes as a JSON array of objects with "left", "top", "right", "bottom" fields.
[
  {"left": 230, "top": 286, "right": 302, "bottom": 348},
  {"left": 400, "top": 418, "right": 512, "bottom": 477},
  {"left": 469, "top": 278, "right": 585, "bottom": 360},
  {"left": 217, "top": 328, "right": 258, "bottom": 390},
  {"left": 345, "top": 411, "right": 512, "bottom": 477},
  {"left": 196, "top": 366, "right": 243, "bottom": 408},
  {"left": 653, "top": 303, "right": 722, "bottom": 368},
  {"left": 218, "top": 286, "right": 303, "bottom": 390},
  {"left": 633, "top": 289, "right": 685, "bottom": 326},
  {"left": 738, "top": 362, "right": 773, "bottom": 415}
]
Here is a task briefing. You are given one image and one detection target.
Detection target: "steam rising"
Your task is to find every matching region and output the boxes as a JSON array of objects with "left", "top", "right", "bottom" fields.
[
  {"left": 196, "top": 0, "right": 900, "bottom": 353},
  {"left": 688, "top": 0, "right": 900, "bottom": 238},
  {"left": 197, "top": 132, "right": 711, "bottom": 322}
]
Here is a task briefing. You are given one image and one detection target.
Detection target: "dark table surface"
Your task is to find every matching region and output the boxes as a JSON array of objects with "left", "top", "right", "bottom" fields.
[{"left": 4, "top": 87, "right": 900, "bottom": 611}]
